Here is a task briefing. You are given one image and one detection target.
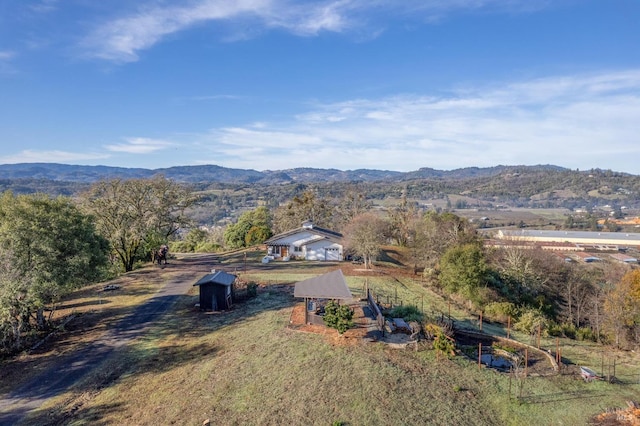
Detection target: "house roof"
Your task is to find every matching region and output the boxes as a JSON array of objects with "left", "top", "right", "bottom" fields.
[
  {"left": 294, "top": 269, "right": 353, "bottom": 299},
  {"left": 609, "top": 253, "right": 638, "bottom": 263},
  {"left": 193, "top": 270, "right": 236, "bottom": 287},
  {"left": 265, "top": 223, "right": 343, "bottom": 245}
]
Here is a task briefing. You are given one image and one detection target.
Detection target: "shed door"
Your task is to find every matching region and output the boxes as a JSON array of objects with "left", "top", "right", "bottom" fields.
[{"left": 211, "top": 295, "right": 217, "bottom": 311}]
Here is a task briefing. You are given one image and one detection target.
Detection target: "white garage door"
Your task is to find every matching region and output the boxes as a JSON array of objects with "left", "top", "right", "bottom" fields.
[{"left": 325, "top": 247, "right": 340, "bottom": 261}]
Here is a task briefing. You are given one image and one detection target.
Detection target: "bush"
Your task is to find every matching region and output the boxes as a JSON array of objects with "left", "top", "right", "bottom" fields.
[
  {"left": 424, "top": 323, "right": 456, "bottom": 358},
  {"left": 195, "top": 242, "right": 222, "bottom": 253},
  {"left": 576, "top": 327, "right": 596, "bottom": 342},
  {"left": 387, "top": 305, "right": 423, "bottom": 322},
  {"left": 514, "top": 308, "right": 548, "bottom": 336},
  {"left": 547, "top": 322, "right": 576, "bottom": 339},
  {"left": 246, "top": 282, "right": 258, "bottom": 298},
  {"left": 323, "top": 301, "right": 354, "bottom": 334},
  {"left": 483, "top": 301, "right": 518, "bottom": 323}
]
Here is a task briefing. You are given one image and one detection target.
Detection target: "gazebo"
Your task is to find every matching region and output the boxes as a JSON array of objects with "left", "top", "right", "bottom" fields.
[{"left": 294, "top": 269, "right": 353, "bottom": 325}]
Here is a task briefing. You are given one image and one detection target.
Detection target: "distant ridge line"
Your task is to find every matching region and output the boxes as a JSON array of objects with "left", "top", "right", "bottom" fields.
[{"left": 0, "top": 163, "right": 584, "bottom": 184}]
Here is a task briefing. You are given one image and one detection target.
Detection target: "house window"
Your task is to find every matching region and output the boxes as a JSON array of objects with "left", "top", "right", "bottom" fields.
[{"left": 294, "top": 246, "right": 302, "bottom": 252}]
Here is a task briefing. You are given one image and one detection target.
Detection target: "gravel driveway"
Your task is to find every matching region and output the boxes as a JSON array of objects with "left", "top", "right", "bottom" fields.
[{"left": 0, "top": 254, "right": 218, "bottom": 425}]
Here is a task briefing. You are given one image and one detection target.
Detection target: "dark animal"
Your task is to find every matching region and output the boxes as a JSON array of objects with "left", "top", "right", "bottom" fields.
[{"left": 153, "top": 245, "right": 169, "bottom": 265}]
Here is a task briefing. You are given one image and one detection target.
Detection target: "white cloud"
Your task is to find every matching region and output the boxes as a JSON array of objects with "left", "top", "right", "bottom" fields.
[
  {"left": 0, "top": 149, "right": 109, "bottom": 164},
  {"left": 81, "top": 0, "right": 547, "bottom": 63},
  {"left": 0, "top": 51, "right": 15, "bottom": 61},
  {"left": 183, "top": 94, "right": 245, "bottom": 101},
  {"left": 187, "top": 69, "right": 640, "bottom": 173},
  {"left": 0, "top": 50, "right": 17, "bottom": 74},
  {"left": 29, "top": 0, "right": 59, "bottom": 14},
  {"left": 105, "top": 137, "right": 174, "bottom": 154}
]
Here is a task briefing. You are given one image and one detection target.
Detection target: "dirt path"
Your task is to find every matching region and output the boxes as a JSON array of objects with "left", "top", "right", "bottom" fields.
[{"left": 0, "top": 254, "right": 217, "bottom": 425}]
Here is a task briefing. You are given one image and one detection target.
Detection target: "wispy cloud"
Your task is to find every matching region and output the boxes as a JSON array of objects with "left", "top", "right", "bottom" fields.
[
  {"left": 0, "top": 51, "right": 15, "bottom": 61},
  {"left": 0, "top": 50, "right": 18, "bottom": 74},
  {"left": 29, "top": 0, "right": 59, "bottom": 14},
  {"left": 180, "top": 94, "right": 246, "bottom": 102},
  {"left": 0, "top": 149, "right": 109, "bottom": 164},
  {"left": 104, "top": 137, "right": 174, "bottom": 154},
  {"left": 81, "top": 0, "right": 547, "bottom": 63},
  {"left": 190, "top": 69, "right": 640, "bottom": 172}
]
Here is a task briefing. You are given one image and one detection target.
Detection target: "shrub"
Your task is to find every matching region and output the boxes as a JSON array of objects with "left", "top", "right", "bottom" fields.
[
  {"left": 576, "top": 327, "right": 596, "bottom": 342},
  {"left": 514, "top": 308, "right": 548, "bottom": 336},
  {"left": 323, "top": 301, "right": 354, "bottom": 334},
  {"left": 387, "top": 305, "right": 423, "bottom": 322},
  {"left": 483, "top": 301, "right": 518, "bottom": 322},
  {"left": 493, "top": 343, "right": 517, "bottom": 354},
  {"left": 425, "top": 323, "right": 456, "bottom": 358},
  {"left": 547, "top": 322, "right": 579, "bottom": 339},
  {"left": 246, "top": 282, "right": 258, "bottom": 298},
  {"left": 547, "top": 323, "right": 564, "bottom": 338}
]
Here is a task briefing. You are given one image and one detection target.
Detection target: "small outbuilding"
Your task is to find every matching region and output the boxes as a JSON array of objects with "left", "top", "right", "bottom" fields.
[
  {"left": 193, "top": 270, "right": 237, "bottom": 311},
  {"left": 294, "top": 269, "right": 353, "bottom": 325}
]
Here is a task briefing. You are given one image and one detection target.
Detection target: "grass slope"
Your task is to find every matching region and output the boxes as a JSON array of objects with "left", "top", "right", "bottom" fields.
[{"left": 8, "top": 252, "right": 640, "bottom": 425}]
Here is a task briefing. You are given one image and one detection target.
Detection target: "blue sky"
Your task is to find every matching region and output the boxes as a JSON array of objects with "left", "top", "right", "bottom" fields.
[{"left": 1, "top": 0, "right": 639, "bottom": 173}]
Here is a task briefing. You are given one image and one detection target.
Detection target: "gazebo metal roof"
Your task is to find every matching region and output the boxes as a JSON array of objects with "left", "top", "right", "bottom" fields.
[{"left": 294, "top": 269, "right": 353, "bottom": 300}]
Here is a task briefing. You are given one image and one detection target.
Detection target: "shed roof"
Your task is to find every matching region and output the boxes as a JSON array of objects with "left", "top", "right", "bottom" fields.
[
  {"left": 193, "top": 270, "right": 236, "bottom": 287},
  {"left": 294, "top": 269, "right": 353, "bottom": 299}
]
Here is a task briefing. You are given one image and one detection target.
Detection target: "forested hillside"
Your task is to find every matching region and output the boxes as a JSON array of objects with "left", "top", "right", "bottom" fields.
[{"left": 1, "top": 164, "right": 640, "bottom": 226}]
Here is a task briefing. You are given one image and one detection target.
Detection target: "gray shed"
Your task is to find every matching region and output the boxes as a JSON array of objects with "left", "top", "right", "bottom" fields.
[
  {"left": 193, "top": 270, "right": 236, "bottom": 311},
  {"left": 294, "top": 269, "right": 353, "bottom": 324}
]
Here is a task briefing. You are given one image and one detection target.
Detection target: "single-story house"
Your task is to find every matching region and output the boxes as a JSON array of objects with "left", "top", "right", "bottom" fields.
[
  {"left": 294, "top": 269, "right": 353, "bottom": 325},
  {"left": 193, "top": 270, "right": 236, "bottom": 311},
  {"left": 265, "top": 221, "right": 344, "bottom": 261}
]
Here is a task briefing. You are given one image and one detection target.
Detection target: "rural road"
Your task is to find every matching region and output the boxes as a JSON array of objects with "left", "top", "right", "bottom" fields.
[{"left": 0, "top": 254, "right": 218, "bottom": 425}]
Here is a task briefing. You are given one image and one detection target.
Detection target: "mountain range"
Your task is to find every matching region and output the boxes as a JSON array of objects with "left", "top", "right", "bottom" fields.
[{"left": 0, "top": 162, "right": 575, "bottom": 184}]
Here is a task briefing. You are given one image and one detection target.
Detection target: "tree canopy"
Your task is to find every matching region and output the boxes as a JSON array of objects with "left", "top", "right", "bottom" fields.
[
  {"left": 272, "top": 190, "right": 333, "bottom": 234},
  {"left": 80, "top": 176, "right": 196, "bottom": 272},
  {"left": 224, "top": 206, "right": 273, "bottom": 249},
  {"left": 0, "top": 192, "right": 109, "bottom": 352},
  {"left": 438, "top": 243, "right": 489, "bottom": 305}
]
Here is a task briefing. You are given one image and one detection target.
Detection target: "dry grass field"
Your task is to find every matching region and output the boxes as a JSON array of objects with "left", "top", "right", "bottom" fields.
[{"left": 2, "top": 250, "right": 640, "bottom": 425}]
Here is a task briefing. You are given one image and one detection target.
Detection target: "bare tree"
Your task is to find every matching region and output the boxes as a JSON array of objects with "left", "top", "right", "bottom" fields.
[
  {"left": 388, "top": 187, "right": 419, "bottom": 247},
  {"left": 343, "top": 213, "right": 388, "bottom": 269},
  {"left": 603, "top": 268, "right": 640, "bottom": 348},
  {"left": 409, "top": 211, "right": 478, "bottom": 271},
  {"left": 272, "top": 189, "right": 334, "bottom": 234},
  {"left": 334, "top": 184, "right": 372, "bottom": 230}
]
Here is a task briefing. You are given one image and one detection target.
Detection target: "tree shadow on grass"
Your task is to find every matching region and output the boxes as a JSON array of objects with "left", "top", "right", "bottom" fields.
[
  {"left": 0, "top": 254, "right": 300, "bottom": 425},
  {"left": 25, "top": 401, "right": 124, "bottom": 426},
  {"left": 56, "top": 299, "right": 112, "bottom": 310},
  {"left": 518, "top": 389, "right": 608, "bottom": 405}
]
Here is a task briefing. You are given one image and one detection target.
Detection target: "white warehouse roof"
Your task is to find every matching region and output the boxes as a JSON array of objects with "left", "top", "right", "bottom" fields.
[{"left": 496, "top": 229, "right": 640, "bottom": 246}]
